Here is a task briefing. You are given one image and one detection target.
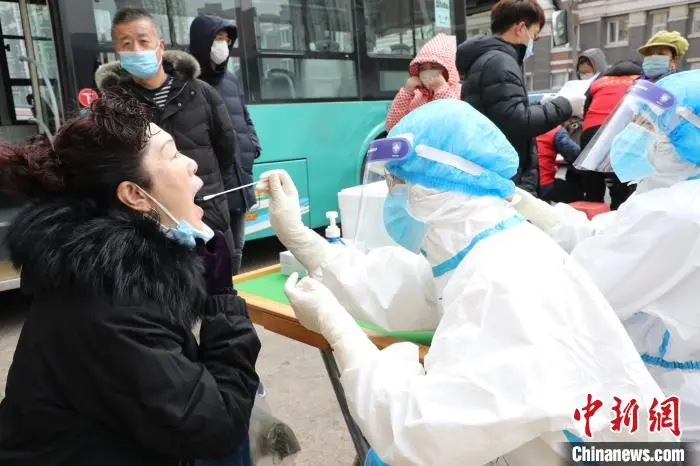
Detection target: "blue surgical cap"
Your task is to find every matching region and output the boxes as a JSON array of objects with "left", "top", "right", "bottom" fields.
[
  {"left": 385, "top": 99, "right": 518, "bottom": 199},
  {"left": 656, "top": 70, "right": 700, "bottom": 166}
]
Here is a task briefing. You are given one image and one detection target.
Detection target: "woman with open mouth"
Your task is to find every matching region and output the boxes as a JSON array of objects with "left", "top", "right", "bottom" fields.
[{"left": 0, "top": 88, "right": 261, "bottom": 466}]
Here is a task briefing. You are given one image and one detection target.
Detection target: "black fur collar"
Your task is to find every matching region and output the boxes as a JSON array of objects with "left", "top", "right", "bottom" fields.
[{"left": 7, "top": 198, "right": 206, "bottom": 326}]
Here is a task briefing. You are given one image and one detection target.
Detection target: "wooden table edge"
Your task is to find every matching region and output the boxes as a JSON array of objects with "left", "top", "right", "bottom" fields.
[{"left": 235, "top": 269, "right": 429, "bottom": 363}]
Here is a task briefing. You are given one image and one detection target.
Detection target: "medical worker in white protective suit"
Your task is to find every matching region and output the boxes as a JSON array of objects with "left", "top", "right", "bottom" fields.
[
  {"left": 258, "top": 99, "right": 675, "bottom": 466},
  {"left": 512, "top": 69, "right": 700, "bottom": 445}
]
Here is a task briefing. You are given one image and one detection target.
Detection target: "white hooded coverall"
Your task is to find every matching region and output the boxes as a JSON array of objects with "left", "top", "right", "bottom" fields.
[
  {"left": 538, "top": 179, "right": 700, "bottom": 444},
  {"left": 311, "top": 188, "right": 675, "bottom": 465}
]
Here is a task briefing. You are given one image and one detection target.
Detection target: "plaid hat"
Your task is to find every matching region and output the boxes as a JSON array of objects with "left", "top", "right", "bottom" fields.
[{"left": 638, "top": 30, "right": 689, "bottom": 58}]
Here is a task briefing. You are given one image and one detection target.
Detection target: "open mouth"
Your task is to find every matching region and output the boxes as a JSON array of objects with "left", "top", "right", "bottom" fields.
[{"left": 191, "top": 176, "right": 204, "bottom": 199}]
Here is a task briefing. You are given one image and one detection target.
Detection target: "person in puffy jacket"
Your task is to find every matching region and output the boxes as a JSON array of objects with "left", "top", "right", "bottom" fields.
[
  {"left": 189, "top": 15, "right": 261, "bottom": 275},
  {"left": 457, "top": 0, "right": 580, "bottom": 196},
  {"left": 580, "top": 59, "right": 642, "bottom": 208},
  {"left": 0, "top": 89, "right": 260, "bottom": 466},
  {"left": 536, "top": 118, "right": 583, "bottom": 202},
  {"left": 385, "top": 33, "right": 460, "bottom": 131}
]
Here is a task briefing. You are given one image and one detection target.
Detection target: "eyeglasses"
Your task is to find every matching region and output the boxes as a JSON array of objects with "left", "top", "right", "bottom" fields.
[
  {"left": 633, "top": 113, "right": 657, "bottom": 132},
  {"left": 384, "top": 168, "right": 404, "bottom": 193}
]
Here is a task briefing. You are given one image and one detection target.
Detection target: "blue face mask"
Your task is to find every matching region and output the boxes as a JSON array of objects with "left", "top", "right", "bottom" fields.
[
  {"left": 642, "top": 55, "right": 670, "bottom": 78},
  {"left": 119, "top": 49, "right": 161, "bottom": 78},
  {"left": 524, "top": 28, "right": 535, "bottom": 61},
  {"left": 610, "top": 123, "right": 656, "bottom": 183},
  {"left": 382, "top": 184, "right": 429, "bottom": 253},
  {"left": 137, "top": 186, "right": 215, "bottom": 249},
  {"left": 162, "top": 220, "right": 215, "bottom": 249}
]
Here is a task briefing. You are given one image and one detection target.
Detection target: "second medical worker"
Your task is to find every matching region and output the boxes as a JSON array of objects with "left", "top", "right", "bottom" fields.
[{"left": 514, "top": 69, "right": 700, "bottom": 446}]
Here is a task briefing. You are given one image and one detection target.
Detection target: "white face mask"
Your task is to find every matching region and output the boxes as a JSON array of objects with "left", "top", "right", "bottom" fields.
[
  {"left": 210, "top": 40, "right": 230, "bottom": 65},
  {"left": 579, "top": 72, "right": 594, "bottom": 80},
  {"left": 419, "top": 69, "right": 443, "bottom": 87}
]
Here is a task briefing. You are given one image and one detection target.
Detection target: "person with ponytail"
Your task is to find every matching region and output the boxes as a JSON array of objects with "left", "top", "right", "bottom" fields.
[{"left": 0, "top": 89, "right": 260, "bottom": 466}]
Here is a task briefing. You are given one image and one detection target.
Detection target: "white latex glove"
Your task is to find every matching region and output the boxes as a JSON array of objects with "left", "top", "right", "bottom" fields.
[
  {"left": 540, "top": 93, "right": 557, "bottom": 104},
  {"left": 510, "top": 187, "right": 560, "bottom": 232},
  {"left": 258, "top": 170, "right": 334, "bottom": 272},
  {"left": 565, "top": 94, "right": 585, "bottom": 118},
  {"left": 284, "top": 273, "right": 378, "bottom": 371}
]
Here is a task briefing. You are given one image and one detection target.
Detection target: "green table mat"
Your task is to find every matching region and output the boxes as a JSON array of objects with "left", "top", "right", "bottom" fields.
[{"left": 236, "top": 271, "right": 434, "bottom": 346}]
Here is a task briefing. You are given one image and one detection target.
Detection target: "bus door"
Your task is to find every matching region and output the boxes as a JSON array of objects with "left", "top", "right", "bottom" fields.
[{"left": 0, "top": 0, "right": 64, "bottom": 292}]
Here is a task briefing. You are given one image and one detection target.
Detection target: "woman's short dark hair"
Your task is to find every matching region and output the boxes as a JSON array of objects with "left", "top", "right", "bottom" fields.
[
  {"left": 0, "top": 88, "right": 153, "bottom": 203},
  {"left": 491, "top": 0, "right": 546, "bottom": 35}
]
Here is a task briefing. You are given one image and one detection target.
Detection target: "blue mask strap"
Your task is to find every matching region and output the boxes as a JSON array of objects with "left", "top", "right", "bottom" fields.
[
  {"left": 136, "top": 185, "right": 180, "bottom": 226},
  {"left": 432, "top": 215, "right": 525, "bottom": 278},
  {"left": 641, "top": 329, "right": 700, "bottom": 370}
]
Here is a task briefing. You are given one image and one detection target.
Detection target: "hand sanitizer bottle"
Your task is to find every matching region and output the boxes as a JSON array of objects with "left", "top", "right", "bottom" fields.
[{"left": 325, "top": 211, "right": 342, "bottom": 244}]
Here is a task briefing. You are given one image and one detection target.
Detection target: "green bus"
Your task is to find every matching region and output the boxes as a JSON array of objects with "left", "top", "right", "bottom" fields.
[{"left": 0, "top": 0, "right": 505, "bottom": 290}]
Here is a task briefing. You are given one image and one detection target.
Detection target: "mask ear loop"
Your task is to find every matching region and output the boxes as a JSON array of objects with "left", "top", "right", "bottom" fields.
[{"left": 136, "top": 186, "right": 180, "bottom": 226}]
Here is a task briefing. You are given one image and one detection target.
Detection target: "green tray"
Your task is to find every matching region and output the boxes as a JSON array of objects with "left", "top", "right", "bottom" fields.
[{"left": 236, "top": 271, "right": 434, "bottom": 346}]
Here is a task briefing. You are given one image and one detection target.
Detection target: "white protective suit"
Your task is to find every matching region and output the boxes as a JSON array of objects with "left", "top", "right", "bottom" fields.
[
  {"left": 261, "top": 170, "right": 675, "bottom": 466},
  {"left": 515, "top": 177, "right": 700, "bottom": 444},
  {"left": 512, "top": 69, "right": 700, "bottom": 445}
]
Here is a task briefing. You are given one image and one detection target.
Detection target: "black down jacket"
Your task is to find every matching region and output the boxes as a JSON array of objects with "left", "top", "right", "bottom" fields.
[
  {"left": 0, "top": 198, "right": 261, "bottom": 466},
  {"left": 457, "top": 36, "right": 572, "bottom": 196},
  {"left": 95, "top": 51, "right": 247, "bottom": 228},
  {"left": 189, "top": 15, "right": 260, "bottom": 211}
]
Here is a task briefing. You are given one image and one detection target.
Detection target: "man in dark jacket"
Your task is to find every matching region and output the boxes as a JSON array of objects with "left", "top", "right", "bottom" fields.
[
  {"left": 457, "top": 0, "right": 580, "bottom": 196},
  {"left": 95, "top": 7, "right": 248, "bottom": 259},
  {"left": 189, "top": 15, "right": 261, "bottom": 275}
]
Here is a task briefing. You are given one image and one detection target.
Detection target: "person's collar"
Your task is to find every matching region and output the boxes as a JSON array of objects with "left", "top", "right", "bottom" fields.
[
  {"left": 6, "top": 197, "right": 206, "bottom": 326},
  {"left": 496, "top": 33, "right": 527, "bottom": 63},
  {"left": 133, "top": 71, "right": 168, "bottom": 90}
]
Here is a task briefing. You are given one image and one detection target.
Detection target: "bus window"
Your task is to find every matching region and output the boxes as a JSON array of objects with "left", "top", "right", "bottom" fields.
[
  {"left": 364, "top": 0, "right": 413, "bottom": 57},
  {"left": 307, "top": 0, "right": 353, "bottom": 53},
  {"left": 379, "top": 70, "right": 409, "bottom": 92},
  {"left": 365, "top": 0, "right": 454, "bottom": 56},
  {"left": 253, "top": 0, "right": 353, "bottom": 53},
  {"left": 261, "top": 68, "right": 296, "bottom": 100},
  {"left": 260, "top": 58, "right": 357, "bottom": 100},
  {"left": 254, "top": 0, "right": 305, "bottom": 52},
  {"left": 93, "top": 1, "right": 239, "bottom": 49}
]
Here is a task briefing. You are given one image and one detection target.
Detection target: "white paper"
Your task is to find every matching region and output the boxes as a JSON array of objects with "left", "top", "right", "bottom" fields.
[{"left": 556, "top": 78, "right": 594, "bottom": 99}]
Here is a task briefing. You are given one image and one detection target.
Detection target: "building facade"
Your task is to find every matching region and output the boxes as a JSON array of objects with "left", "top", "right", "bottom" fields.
[{"left": 467, "top": 0, "right": 700, "bottom": 92}]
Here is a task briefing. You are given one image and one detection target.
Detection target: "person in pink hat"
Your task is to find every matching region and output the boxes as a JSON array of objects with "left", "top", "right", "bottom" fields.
[{"left": 385, "top": 33, "right": 460, "bottom": 131}]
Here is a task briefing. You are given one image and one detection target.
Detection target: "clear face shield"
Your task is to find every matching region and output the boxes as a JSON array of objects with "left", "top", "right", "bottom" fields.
[
  {"left": 573, "top": 80, "right": 700, "bottom": 183},
  {"left": 352, "top": 135, "right": 487, "bottom": 253},
  {"left": 352, "top": 135, "right": 418, "bottom": 252}
]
